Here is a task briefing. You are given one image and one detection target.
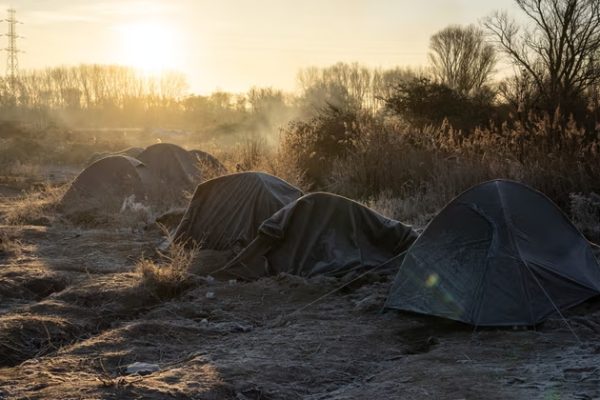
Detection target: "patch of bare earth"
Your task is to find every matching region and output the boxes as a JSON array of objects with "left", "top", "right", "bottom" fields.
[{"left": 0, "top": 184, "right": 600, "bottom": 399}]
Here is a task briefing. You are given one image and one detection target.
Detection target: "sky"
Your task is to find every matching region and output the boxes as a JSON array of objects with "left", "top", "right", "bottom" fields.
[{"left": 7, "top": 0, "right": 519, "bottom": 94}]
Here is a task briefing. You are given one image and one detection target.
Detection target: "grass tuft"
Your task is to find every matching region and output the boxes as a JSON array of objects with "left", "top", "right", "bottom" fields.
[{"left": 136, "top": 241, "right": 198, "bottom": 301}]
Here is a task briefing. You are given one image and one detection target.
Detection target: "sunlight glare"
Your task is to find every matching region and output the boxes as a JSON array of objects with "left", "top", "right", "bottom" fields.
[{"left": 117, "top": 22, "right": 181, "bottom": 75}]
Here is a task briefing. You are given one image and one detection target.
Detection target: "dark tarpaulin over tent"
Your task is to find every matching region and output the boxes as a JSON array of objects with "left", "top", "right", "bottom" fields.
[
  {"left": 60, "top": 155, "right": 154, "bottom": 213},
  {"left": 173, "top": 172, "right": 303, "bottom": 250},
  {"left": 385, "top": 180, "right": 600, "bottom": 326},
  {"left": 223, "top": 192, "right": 418, "bottom": 279}
]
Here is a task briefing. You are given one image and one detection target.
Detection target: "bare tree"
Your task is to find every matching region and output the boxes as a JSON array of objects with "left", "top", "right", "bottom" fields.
[
  {"left": 485, "top": 0, "right": 600, "bottom": 114},
  {"left": 429, "top": 25, "right": 497, "bottom": 94},
  {"left": 297, "top": 63, "right": 379, "bottom": 112}
]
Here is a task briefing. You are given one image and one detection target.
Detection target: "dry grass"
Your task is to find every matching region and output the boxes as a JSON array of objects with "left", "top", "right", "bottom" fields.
[
  {"left": 62, "top": 193, "right": 159, "bottom": 229},
  {"left": 214, "top": 137, "right": 272, "bottom": 174},
  {"left": 203, "top": 136, "right": 309, "bottom": 190},
  {"left": 367, "top": 191, "right": 438, "bottom": 229},
  {"left": 0, "top": 314, "right": 81, "bottom": 368},
  {"left": 2, "top": 183, "right": 67, "bottom": 225},
  {"left": 0, "top": 127, "right": 135, "bottom": 168},
  {"left": 2, "top": 161, "right": 41, "bottom": 178},
  {"left": 0, "top": 232, "right": 23, "bottom": 258},
  {"left": 570, "top": 192, "right": 600, "bottom": 243},
  {"left": 195, "top": 158, "right": 227, "bottom": 181},
  {"left": 119, "top": 195, "right": 156, "bottom": 229},
  {"left": 136, "top": 241, "right": 199, "bottom": 300},
  {"left": 273, "top": 110, "right": 600, "bottom": 233}
]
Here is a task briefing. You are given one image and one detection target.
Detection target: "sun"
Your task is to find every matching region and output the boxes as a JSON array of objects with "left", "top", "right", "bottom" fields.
[{"left": 117, "top": 22, "right": 181, "bottom": 74}]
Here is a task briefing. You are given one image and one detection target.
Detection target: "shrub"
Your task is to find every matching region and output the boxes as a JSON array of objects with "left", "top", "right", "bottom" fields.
[
  {"left": 280, "top": 104, "right": 363, "bottom": 188},
  {"left": 383, "top": 77, "right": 496, "bottom": 131},
  {"left": 136, "top": 241, "right": 198, "bottom": 300}
]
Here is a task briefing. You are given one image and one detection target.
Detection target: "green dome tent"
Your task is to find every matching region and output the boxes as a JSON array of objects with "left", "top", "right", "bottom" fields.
[
  {"left": 173, "top": 172, "right": 303, "bottom": 250},
  {"left": 223, "top": 192, "right": 418, "bottom": 279},
  {"left": 385, "top": 180, "right": 600, "bottom": 326}
]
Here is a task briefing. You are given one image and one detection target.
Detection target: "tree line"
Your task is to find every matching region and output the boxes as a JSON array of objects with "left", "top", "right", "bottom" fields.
[
  {"left": 0, "top": 0, "right": 598, "bottom": 143},
  {"left": 388, "top": 0, "right": 600, "bottom": 135}
]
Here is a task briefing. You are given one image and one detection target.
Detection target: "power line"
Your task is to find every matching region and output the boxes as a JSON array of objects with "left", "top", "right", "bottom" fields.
[{"left": 2, "top": 7, "right": 23, "bottom": 87}]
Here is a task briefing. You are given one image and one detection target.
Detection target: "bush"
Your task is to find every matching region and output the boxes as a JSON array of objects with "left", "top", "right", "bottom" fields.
[
  {"left": 280, "top": 104, "right": 363, "bottom": 188},
  {"left": 383, "top": 77, "right": 496, "bottom": 131}
]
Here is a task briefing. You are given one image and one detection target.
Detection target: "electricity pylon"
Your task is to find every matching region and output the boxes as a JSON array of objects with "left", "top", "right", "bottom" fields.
[{"left": 3, "top": 8, "right": 23, "bottom": 88}]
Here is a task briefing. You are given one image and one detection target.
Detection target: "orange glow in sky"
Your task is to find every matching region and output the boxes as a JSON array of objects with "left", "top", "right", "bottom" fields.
[{"left": 15, "top": 0, "right": 519, "bottom": 93}]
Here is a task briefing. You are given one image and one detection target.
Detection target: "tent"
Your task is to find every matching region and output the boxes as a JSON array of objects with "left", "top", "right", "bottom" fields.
[
  {"left": 173, "top": 172, "right": 303, "bottom": 250},
  {"left": 61, "top": 155, "right": 154, "bottom": 214},
  {"left": 188, "top": 149, "right": 227, "bottom": 178},
  {"left": 385, "top": 179, "right": 600, "bottom": 326},
  {"left": 87, "top": 147, "right": 144, "bottom": 165},
  {"left": 136, "top": 143, "right": 202, "bottom": 203},
  {"left": 223, "top": 192, "right": 418, "bottom": 279}
]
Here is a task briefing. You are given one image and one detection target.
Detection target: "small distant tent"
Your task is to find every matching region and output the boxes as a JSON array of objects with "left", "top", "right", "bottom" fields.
[
  {"left": 223, "top": 192, "right": 418, "bottom": 279},
  {"left": 173, "top": 172, "right": 303, "bottom": 250},
  {"left": 188, "top": 149, "right": 227, "bottom": 177},
  {"left": 136, "top": 143, "right": 202, "bottom": 202},
  {"left": 61, "top": 155, "right": 154, "bottom": 214},
  {"left": 385, "top": 180, "right": 600, "bottom": 326}
]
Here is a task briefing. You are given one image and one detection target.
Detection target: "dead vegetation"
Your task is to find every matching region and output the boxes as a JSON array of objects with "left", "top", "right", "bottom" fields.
[
  {"left": 272, "top": 111, "right": 600, "bottom": 228},
  {"left": 2, "top": 183, "right": 66, "bottom": 226},
  {"left": 570, "top": 192, "right": 600, "bottom": 243},
  {"left": 136, "top": 241, "right": 199, "bottom": 301},
  {"left": 0, "top": 232, "right": 23, "bottom": 259},
  {"left": 0, "top": 267, "right": 68, "bottom": 302},
  {"left": 0, "top": 118, "right": 599, "bottom": 399},
  {"left": 0, "top": 314, "right": 82, "bottom": 368}
]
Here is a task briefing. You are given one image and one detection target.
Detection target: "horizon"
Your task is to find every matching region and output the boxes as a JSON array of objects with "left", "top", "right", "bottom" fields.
[{"left": 9, "top": 0, "right": 519, "bottom": 94}]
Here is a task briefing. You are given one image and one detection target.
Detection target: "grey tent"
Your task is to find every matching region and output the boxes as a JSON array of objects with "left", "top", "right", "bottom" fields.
[
  {"left": 173, "top": 172, "right": 303, "bottom": 250},
  {"left": 87, "top": 147, "right": 144, "bottom": 165},
  {"left": 188, "top": 149, "right": 228, "bottom": 177},
  {"left": 61, "top": 155, "right": 154, "bottom": 214},
  {"left": 223, "top": 192, "right": 418, "bottom": 279},
  {"left": 137, "top": 143, "right": 202, "bottom": 204},
  {"left": 385, "top": 179, "right": 600, "bottom": 326}
]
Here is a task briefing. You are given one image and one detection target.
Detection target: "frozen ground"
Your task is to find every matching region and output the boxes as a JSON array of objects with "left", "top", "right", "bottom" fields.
[{"left": 1, "top": 180, "right": 600, "bottom": 400}]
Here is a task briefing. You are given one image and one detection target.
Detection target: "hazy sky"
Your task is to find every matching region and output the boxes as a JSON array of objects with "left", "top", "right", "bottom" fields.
[{"left": 7, "top": 0, "right": 519, "bottom": 94}]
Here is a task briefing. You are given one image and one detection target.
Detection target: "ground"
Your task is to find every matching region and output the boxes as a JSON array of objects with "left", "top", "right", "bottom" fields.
[{"left": 1, "top": 171, "right": 600, "bottom": 400}]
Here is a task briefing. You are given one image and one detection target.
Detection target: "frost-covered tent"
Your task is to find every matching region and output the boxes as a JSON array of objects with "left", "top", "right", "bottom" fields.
[
  {"left": 385, "top": 180, "right": 600, "bottom": 326},
  {"left": 188, "top": 149, "right": 227, "bottom": 177},
  {"left": 136, "top": 143, "right": 202, "bottom": 202},
  {"left": 173, "top": 172, "right": 303, "bottom": 250},
  {"left": 61, "top": 155, "right": 154, "bottom": 214},
  {"left": 223, "top": 192, "right": 418, "bottom": 279},
  {"left": 87, "top": 147, "right": 144, "bottom": 165}
]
